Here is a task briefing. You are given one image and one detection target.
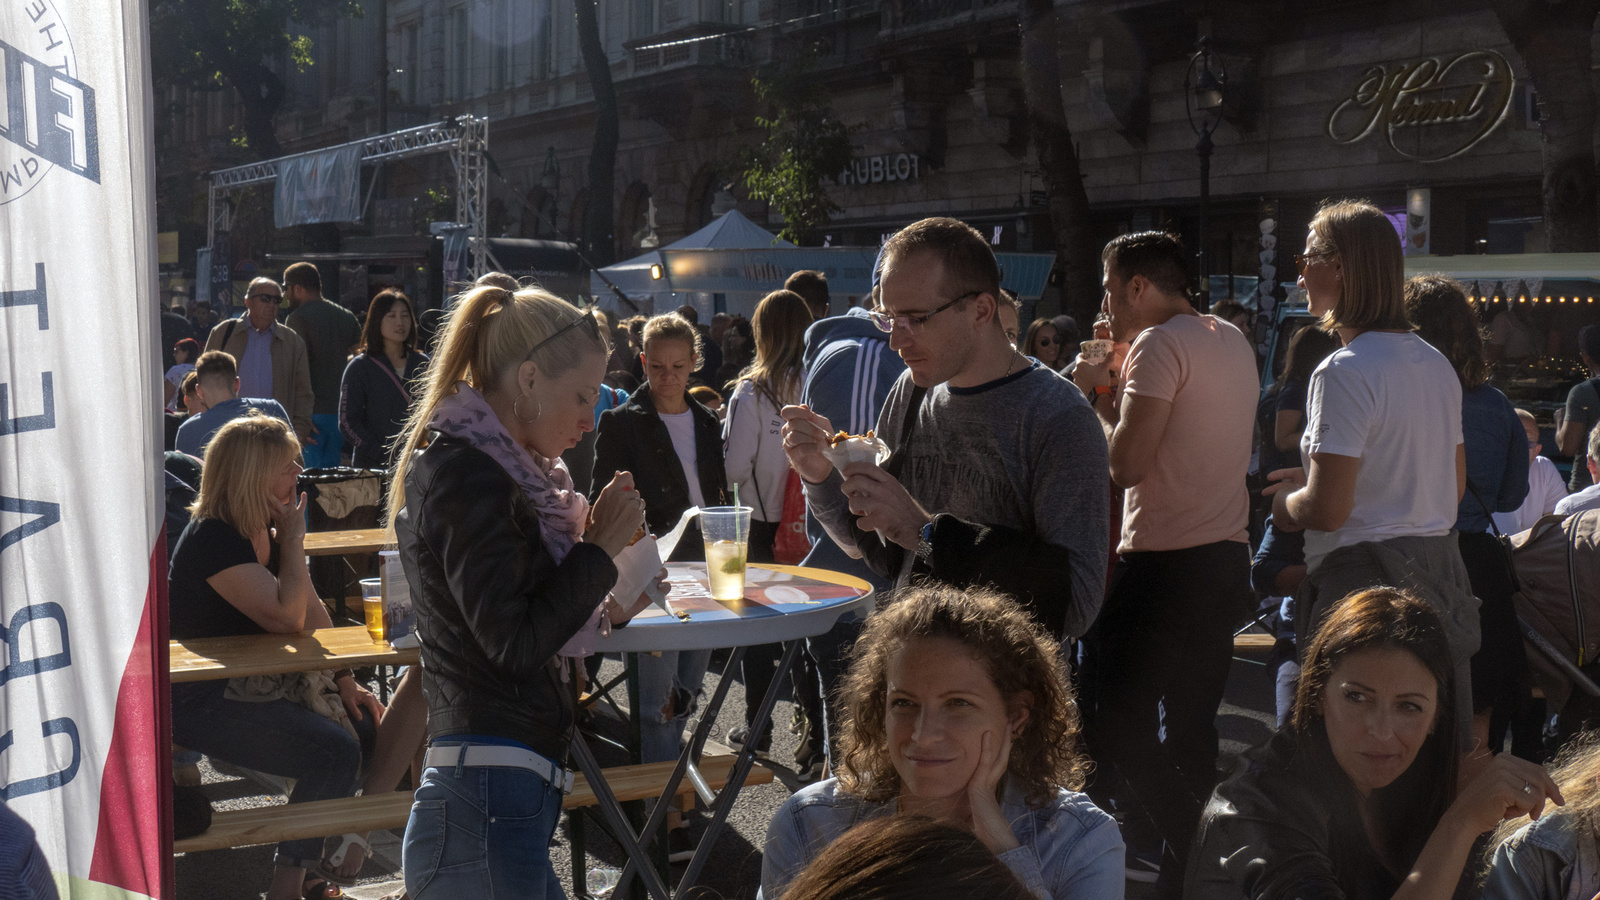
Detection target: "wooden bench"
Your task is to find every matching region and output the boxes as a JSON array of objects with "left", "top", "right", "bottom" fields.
[
  {"left": 171, "top": 626, "right": 419, "bottom": 684},
  {"left": 1232, "top": 633, "right": 1276, "bottom": 653},
  {"left": 175, "top": 753, "right": 774, "bottom": 853},
  {"left": 303, "top": 528, "right": 390, "bottom": 557}
]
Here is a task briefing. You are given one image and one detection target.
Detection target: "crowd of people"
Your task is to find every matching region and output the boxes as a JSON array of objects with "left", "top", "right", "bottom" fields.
[{"left": 150, "top": 201, "right": 1600, "bottom": 900}]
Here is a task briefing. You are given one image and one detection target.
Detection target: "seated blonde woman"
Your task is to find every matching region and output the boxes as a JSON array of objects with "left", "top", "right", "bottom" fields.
[
  {"left": 762, "top": 583, "right": 1124, "bottom": 899},
  {"left": 1481, "top": 734, "right": 1600, "bottom": 899},
  {"left": 168, "top": 412, "right": 382, "bottom": 900}
]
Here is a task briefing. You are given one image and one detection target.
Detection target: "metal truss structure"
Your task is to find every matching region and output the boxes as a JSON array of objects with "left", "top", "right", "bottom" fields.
[{"left": 206, "top": 115, "right": 490, "bottom": 279}]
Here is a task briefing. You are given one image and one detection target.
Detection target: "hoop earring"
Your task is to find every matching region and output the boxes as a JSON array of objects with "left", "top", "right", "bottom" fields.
[{"left": 513, "top": 393, "right": 542, "bottom": 423}]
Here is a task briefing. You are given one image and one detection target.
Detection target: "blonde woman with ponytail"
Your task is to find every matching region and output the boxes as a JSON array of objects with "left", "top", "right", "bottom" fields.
[{"left": 391, "top": 284, "right": 654, "bottom": 899}]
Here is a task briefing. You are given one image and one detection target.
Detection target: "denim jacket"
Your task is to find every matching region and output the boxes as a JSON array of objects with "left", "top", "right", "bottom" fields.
[
  {"left": 760, "top": 777, "right": 1124, "bottom": 900},
  {"left": 1482, "top": 811, "right": 1600, "bottom": 900}
]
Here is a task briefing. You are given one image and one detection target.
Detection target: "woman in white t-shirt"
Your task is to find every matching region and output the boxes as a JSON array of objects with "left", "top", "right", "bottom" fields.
[
  {"left": 165, "top": 337, "right": 200, "bottom": 411},
  {"left": 591, "top": 311, "right": 730, "bottom": 859},
  {"left": 1263, "top": 200, "right": 1474, "bottom": 714}
]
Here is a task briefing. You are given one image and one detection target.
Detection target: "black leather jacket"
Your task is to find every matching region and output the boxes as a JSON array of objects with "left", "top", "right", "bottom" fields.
[
  {"left": 1186, "top": 732, "right": 1400, "bottom": 900},
  {"left": 396, "top": 434, "right": 618, "bottom": 760},
  {"left": 591, "top": 384, "right": 729, "bottom": 557}
]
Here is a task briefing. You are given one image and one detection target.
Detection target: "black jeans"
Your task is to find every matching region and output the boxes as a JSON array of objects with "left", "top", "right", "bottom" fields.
[{"left": 1079, "top": 540, "right": 1251, "bottom": 893}]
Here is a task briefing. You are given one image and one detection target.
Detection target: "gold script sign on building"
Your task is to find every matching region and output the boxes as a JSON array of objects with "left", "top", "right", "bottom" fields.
[{"left": 1325, "top": 50, "right": 1515, "bottom": 162}]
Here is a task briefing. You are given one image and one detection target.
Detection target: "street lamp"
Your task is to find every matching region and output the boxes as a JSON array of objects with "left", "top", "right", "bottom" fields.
[{"left": 1185, "top": 37, "right": 1226, "bottom": 312}]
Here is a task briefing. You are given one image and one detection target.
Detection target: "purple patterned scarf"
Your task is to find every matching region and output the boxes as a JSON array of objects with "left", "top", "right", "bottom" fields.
[{"left": 428, "top": 382, "right": 588, "bottom": 562}]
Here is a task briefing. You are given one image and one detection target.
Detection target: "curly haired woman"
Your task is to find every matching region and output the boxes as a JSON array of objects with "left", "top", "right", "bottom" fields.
[{"left": 761, "top": 582, "right": 1124, "bottom": 899}]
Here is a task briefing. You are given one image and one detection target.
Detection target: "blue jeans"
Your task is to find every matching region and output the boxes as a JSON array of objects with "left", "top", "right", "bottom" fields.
[
  {"left": 403, "top": 742, "right": 566, "bottom": 899},
  {"left": 636, "top": 649, "right": 711, "bottom": 763},
  {"left": 304, "top": 413, "right": 344, "bottom": 469},
  {"left": 171, "top": 679, "right": 369, "bottom": 865}
]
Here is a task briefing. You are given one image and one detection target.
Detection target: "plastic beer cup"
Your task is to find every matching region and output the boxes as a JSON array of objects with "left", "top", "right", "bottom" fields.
[
  {"left": 360, "top": 577, "right": 384, "bottom": 643},
  {"left": 700, "top": 507, "right": 752, "bottom": 602}
]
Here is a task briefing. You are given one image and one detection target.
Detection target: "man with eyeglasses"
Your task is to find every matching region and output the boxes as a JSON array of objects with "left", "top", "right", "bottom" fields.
[
  {"left": 781, "top": 217, "right": 1109, "bottom": 644},
  {"left": 202, "top": 276, "right": 314, "bottom": 447}
]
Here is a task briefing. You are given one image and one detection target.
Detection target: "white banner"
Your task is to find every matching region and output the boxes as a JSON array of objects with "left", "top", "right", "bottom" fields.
[
  {"left": 0, "top": 1, "right": 164, "bottom": 898},
  {"left": 274, "top": 143, "right": 363, "bottom": 228}
]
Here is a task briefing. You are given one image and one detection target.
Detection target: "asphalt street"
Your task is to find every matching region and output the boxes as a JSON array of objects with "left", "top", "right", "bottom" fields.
[{"left": 176, "top": 644, "right": 1278, "bottom": 899}]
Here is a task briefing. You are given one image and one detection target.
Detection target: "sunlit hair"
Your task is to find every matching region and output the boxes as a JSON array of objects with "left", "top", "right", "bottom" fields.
[
  {"left": 386, "top": 284, "right": 610, "bottom": 526},
  {"left": 1101, "top": 231, "right": 1189, "bottom": 298},
  {"left": 181, "top": 370, "right": 200, "bottom": 397},
  {"left": 360, "top": 289, "right": 417, "bottom": 357},
  {"left": 738, "top": 289, "right": 811, "bottom": 408},
  {"left": 1022, "top": 318, "right": 1058, "bottom": 362},
  {"left": 195, "top": 349, "right": 238, "bottom": 386},
  {"left": 173, "top": 337, "right": 200, "bottom": 363},
  {"left": 190, "top": 411, "right": 300, "bottom": 538},
  {"left": 1290, "top": 586, "right": 1457, "bottom": 875},
  {"left": 1280, "top": 323, "right": 1342, "bottom": 387},
  {"left": 784, "top": 269, "right": 830, "bottom": 318},
  {"left": 836, "top": 582, "right": 1087, "bottom": 808},
  {"left": 641, "top": 312, "right": 702, "bottom": 362},
  {"left": 1404, "top": 274, "right": 1488, "bottom": 389},
  {"left": 779, "top": 815, "right": 1032, "bottom": 900},
  {"left": 475, "top": 271, "right": 521, "bottom": 291},
  {"left": 879, "top": 217, "right": 1001, "bottom": 317},
  {"left": 1486, "top": 730, "right": 1600, "bottom": 865},
  {"left": 1590, "top": 422, "right": 1600, "bottom": 464},
  {"left": 1308, "top": 199, "right": 1411, "bottom": 334}
]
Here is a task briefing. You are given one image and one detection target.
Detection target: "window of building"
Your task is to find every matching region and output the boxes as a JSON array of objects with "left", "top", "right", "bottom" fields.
[
  {"left": 532, "top": 0, "right": 554, "bottom": 80},
  {"left": 447, "top": 5, "right": 470, "bottom": 101},
  {"left": 493, "top": 0, "right": 514, "bottom": 92},
  {"left": 631, "top": 0, "right": 656, "bottom": 39},
  {"left": 399, "top": 18, "right": 422, "bottom": 104}
]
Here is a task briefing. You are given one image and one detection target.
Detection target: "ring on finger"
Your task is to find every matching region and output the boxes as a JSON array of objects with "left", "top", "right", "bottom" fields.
[{"left": 1522, "top": 781, "right": 1533, "bottom": 794}]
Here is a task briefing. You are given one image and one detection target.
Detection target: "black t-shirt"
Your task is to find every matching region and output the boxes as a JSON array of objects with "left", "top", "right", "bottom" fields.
[{"left": 169, "top": 517, "right": 279, "bottom": 640}]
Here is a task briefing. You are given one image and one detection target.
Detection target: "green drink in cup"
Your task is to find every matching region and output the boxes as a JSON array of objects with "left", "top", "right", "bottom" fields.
[{"left": 701, "top": 506, "right": 752, "bottom": 602}]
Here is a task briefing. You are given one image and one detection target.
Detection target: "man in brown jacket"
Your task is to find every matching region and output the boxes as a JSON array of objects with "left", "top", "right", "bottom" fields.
[{"left": 203, "top": 277, "right": 314, "bottom": 444}]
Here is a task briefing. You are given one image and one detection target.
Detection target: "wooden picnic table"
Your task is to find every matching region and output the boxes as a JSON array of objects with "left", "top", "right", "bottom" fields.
[
  {"left": 170, "top": 625, "right": 418, "bottom": 683},
  {"left": 302, "top": 528, "right": 389, "bottom": 557}
]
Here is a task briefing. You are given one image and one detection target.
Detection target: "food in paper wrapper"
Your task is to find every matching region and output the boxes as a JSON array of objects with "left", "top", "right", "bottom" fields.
[{"left": 821, "top": 430, "right": 889, "bottom": 471}]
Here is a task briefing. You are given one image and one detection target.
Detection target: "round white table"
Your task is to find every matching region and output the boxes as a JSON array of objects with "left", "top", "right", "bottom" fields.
[{"left": 571, "top": 563, "right": 873, "bottom": 900}]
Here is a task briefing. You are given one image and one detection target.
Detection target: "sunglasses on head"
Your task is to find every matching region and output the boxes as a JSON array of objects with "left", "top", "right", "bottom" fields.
[{"left": 526, "top": 311, "right": 602, "bottom": 360}]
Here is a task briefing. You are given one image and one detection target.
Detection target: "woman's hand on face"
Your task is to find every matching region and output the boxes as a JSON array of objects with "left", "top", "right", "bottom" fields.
[
  {"left": 1449, "top": 753, "right": 1563, "bottom": 837},
  {"left": 587, "top": 471, "right": 645, "bottom": 559},
  {"left": 336, "top": 673, "right": 385, "bottom": 724},
  {"left": 966, "top": 730, "right": 1020, "bottom": 856},
  {"left": 272, "top": 492, "right": 308, "bottom": 545}
]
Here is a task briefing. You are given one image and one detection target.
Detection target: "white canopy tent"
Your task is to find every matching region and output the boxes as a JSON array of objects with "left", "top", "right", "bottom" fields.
[{"left": 591, "top": 209, "right": 794, "bottom": 315}]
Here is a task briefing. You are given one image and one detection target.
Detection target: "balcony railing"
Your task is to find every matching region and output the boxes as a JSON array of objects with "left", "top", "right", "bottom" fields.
[
  {"left": 628, "top": 29, "right": 754, "bottom": 75},
  {"left": 883, "top": 0, "right": 1012, "bottom": 30}
]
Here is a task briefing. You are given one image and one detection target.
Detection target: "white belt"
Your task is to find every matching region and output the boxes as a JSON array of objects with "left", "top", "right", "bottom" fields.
[{"left": 422, "top": 744, "right": 576, "bottom": 794}]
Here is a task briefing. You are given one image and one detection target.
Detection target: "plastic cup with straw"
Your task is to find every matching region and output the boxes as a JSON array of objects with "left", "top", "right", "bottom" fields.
[{"left": 702, "top": 489, "right": 750, "bottom": 603}]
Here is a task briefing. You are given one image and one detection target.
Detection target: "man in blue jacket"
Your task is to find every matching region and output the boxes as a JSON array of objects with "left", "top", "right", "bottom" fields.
[{"left": 791, "top": 303, "right": 905, "bottom": 776}]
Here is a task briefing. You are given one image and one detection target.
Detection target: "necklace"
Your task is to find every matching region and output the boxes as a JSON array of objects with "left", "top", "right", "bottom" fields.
[{"left": 1004, "top": 351, "right": 1021, "bottom": 378}]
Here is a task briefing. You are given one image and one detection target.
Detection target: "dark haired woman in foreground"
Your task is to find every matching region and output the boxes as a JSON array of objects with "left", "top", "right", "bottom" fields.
[
  {"left": 779, "top": 815, "right": 1033, "bottom": 900},
  {"left": 762, "top": 583, "right": 1123, "bottom": 899},
  {"left": 1187, "top": 587, "right": 1560, "bottom": 899}
]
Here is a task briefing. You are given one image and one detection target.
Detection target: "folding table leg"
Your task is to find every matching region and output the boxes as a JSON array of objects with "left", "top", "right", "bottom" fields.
[
  {"left": 568, "top": 735, "right": 675, "bottom": 900},
  {"left": 677, "top": 640, "right": 801, "bottom": 894},
  {"left": 612, "top": 646, "right": 748, "bottom": 898}
]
